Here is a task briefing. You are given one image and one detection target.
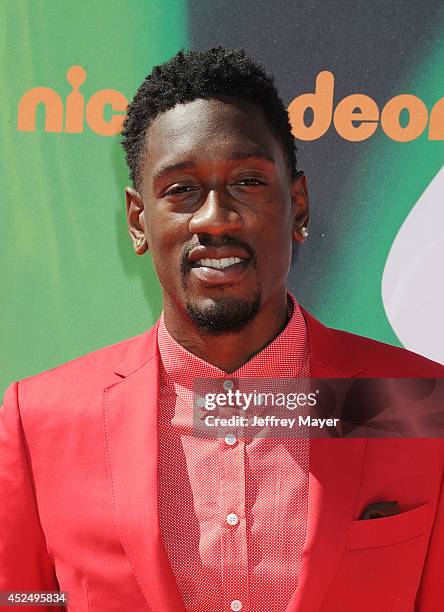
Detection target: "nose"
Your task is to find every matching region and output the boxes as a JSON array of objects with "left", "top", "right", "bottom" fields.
[{"left": 188, "top": 189, "right": 243, "bottom": 236}]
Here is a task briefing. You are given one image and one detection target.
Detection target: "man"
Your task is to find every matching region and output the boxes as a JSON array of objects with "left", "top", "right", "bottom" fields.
[{"left": 1, "top": 47, "right": 443, "bottom": 612}]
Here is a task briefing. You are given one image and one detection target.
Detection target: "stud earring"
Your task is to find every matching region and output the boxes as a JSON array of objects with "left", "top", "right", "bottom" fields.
[
  {"left": 301, "top": 226, "right": 309, "bottom": 239},
  {"left": 135, "top": 237, "right": 143, "bottom": 248}
]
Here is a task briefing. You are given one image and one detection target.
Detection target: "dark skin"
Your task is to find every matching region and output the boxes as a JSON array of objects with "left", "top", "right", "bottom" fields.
[{"left": 126, "top": 97, "right": 309, "bottom": 373}]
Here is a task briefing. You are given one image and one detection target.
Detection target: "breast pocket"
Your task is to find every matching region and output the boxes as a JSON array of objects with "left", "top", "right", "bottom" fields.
[
  {"left": 346, "top": 502, "right": 431, "bottom": 550},
  {"left": 321, "top": 503, "right": 433, "bottom": 612}
]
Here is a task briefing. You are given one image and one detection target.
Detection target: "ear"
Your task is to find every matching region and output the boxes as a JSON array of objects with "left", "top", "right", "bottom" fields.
[
  {"left": 290, "top": 171, "right": 310, "bottom": 244},
  {"left": 125, "top": 186, "right": 148, "bottom": 254}
]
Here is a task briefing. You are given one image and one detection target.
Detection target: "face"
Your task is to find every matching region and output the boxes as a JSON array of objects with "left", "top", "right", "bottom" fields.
[{"left": 126, "top": 97, "right": 309, "bottom": 333}]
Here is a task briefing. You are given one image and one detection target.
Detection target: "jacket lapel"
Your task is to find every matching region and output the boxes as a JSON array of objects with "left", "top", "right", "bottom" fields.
[
  {"left": 287, "top": 309, "right": 367, "bottom": 610},
  {"left": 301, "top": 307, "right": 364, "bottom": 379},
  {"left": 103, "top": 323, "right": 187, "bottom": 612}
]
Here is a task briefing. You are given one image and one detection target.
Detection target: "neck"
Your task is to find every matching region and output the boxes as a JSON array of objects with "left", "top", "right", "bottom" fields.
[{"left": 162, "top": 289, "right": 290, "bottom": 373}]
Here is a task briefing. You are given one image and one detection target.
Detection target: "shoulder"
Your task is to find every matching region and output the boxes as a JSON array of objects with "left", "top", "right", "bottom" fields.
[
  {"left": 23, "top": 333, "right": 140, "bottom": 383},
  {"left": 301, "top": 306, "right": 443, "bottom": 377},
  {"left": 11, "top": 325, "right": 157, "bottom": 406},
  {"left": 331, "top": 327, "right": 444, "bottom": 377},
  {"left": 0, "top": 326, "right": 158, "bottom": 444}
]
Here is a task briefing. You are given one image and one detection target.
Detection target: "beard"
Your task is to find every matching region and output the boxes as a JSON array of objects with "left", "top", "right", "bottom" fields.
[{"left": 185, "top": 293, "right": 261, "bottom": 334}]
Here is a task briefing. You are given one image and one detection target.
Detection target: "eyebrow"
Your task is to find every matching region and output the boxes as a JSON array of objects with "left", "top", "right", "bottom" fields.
[{"left": 152, "top": 149, "right": 276, "bottom": 180}]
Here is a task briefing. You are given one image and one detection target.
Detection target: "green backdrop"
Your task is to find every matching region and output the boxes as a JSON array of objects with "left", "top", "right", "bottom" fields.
[{"left": 1, "top": 1, "right": 187, "bottom": 394}]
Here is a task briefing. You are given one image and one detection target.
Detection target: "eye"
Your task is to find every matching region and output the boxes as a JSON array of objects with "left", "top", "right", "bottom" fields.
[
  {"left": 164, "top": 184, "right": 200, "bottom": 196},
  {"left": 233, "top": 177, "right": 266, "bottom": 187}
]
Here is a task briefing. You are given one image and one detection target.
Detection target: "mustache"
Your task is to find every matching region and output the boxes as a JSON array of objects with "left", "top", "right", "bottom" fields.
[{"left": 181, "top": 235, "right": 257, "bottom": 270}]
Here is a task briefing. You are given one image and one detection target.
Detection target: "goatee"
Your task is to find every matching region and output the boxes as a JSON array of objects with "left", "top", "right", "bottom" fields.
[{"left": 186, "top": 295, "right": 261, "bottom": 334}]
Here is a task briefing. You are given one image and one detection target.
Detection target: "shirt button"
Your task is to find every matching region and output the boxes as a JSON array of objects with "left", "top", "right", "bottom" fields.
[
  {"left": 224, "top": 433, "right": 237, "bottom": 446},
  {"left": 226, "top": 513, "right": 239, "bottom": 526},
  {"left": 230, "top": 600, "right": 243, "bottom": 611},
  {"left": 223, "top": 379, "right": 234, "bottom": 391},
  {"left": 196, "top": 396, "right": 206, "bottom": 408}
]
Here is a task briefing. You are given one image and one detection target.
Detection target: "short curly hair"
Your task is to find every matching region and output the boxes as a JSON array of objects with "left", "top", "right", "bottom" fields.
[{"left": 121, "top": 47, "right": 297, "bottom": 190}]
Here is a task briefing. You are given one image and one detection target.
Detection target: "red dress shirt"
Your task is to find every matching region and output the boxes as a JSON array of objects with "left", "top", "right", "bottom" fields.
[{"left": 157, "top": 292, "right": 310, "bottom": 612}]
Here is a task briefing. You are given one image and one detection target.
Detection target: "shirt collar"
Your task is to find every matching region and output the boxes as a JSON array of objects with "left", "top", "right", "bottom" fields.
[{"left": 157, "top": 291, "right": 309, "bottom": 396}]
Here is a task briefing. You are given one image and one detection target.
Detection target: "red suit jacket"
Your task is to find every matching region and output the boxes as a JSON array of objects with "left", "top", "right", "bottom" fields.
[{"left": 1, "top": 309, "right": 444, "bottom": 612}]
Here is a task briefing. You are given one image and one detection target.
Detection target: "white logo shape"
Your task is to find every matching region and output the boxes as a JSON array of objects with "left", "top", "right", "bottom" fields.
[{"left": 382, "top": 165, "right": 444, "bottom": 364}]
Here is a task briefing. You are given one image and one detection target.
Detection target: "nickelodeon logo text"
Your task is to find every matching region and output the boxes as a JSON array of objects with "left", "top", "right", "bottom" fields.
[
  {"left": 17, "top": 67, "right": 443, "bottom": 141},
  {"left": 17, "top": 66, "right": 127, "bottom": 136}
]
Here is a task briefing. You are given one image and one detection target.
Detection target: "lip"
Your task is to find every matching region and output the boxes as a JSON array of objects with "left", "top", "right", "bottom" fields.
[
  {"left": 188, "top": 245, "right": 251, "bottom": 265},
  {"left": 190, "top": 259, "right": 250, "bottom": 285}
]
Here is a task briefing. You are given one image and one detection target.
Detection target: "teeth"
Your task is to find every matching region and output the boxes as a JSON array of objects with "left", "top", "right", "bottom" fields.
[{"left": 198, "top": 257, "right": 243, "bottom": 269}]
